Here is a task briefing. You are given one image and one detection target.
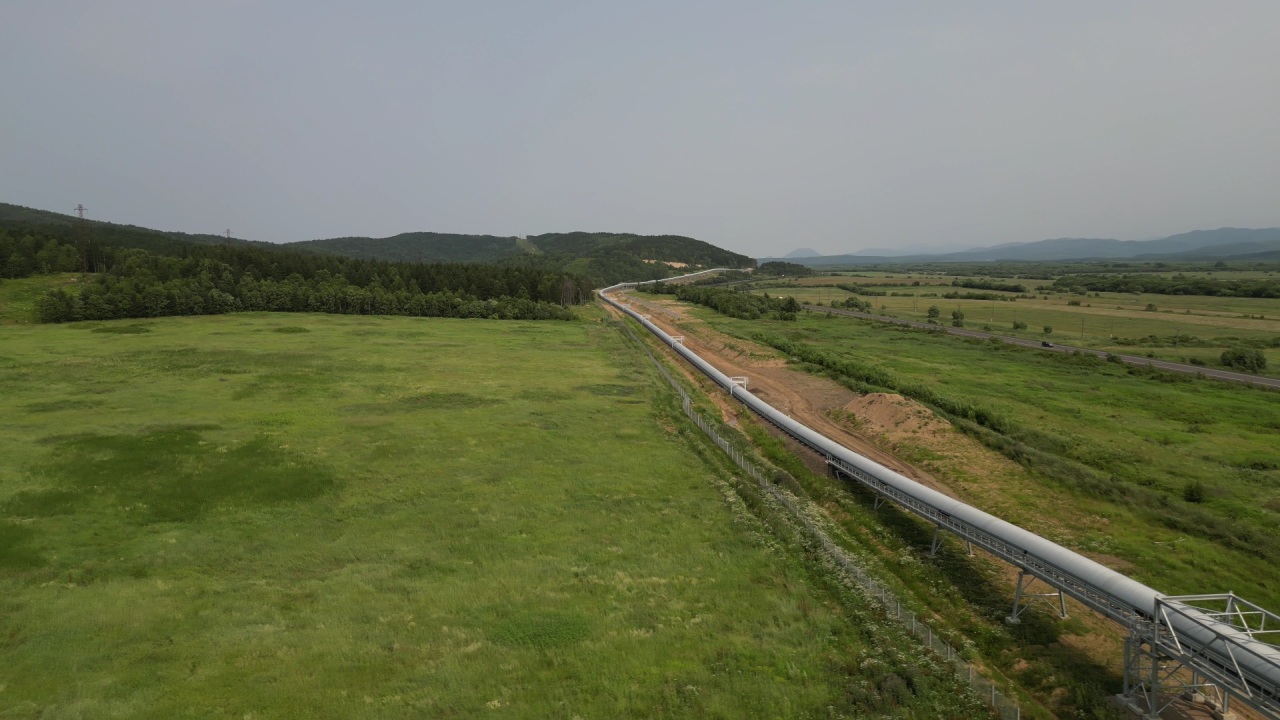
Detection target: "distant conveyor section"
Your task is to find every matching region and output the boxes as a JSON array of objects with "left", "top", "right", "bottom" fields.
[{"left": 600, "top": 273, "right": 1280, "bottom": 719}]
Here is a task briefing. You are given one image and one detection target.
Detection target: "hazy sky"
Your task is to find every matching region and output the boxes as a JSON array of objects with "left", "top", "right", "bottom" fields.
[{"left": 3, "top": 2, "right": 1278, "bottom": 257}]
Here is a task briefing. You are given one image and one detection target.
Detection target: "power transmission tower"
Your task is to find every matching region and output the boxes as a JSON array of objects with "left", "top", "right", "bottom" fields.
[
  {"left": 75, "top": 204, "right": 88, "bottom": 272},
  {"left": 225, "top": 229, "right": 232, "bottom": 245}
]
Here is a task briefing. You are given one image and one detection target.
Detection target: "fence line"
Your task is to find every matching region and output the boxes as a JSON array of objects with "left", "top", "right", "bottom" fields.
[{"left": 617, "top": 320, "right": 1021, "bottom": 720}]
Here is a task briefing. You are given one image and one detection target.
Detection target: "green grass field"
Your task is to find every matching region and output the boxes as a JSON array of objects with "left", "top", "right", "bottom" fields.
[
  {"left": 0, "top": 274, "right": 84, "bottom": 325},
  {"left": 0, "top": 308, "right": 985, "bottom": 718},
  {"left": 744, "top": 275, "right": 1280, "bottom": 374},
  {"left": 668, "top": 304, "right": 1280, "bottom": 612}
]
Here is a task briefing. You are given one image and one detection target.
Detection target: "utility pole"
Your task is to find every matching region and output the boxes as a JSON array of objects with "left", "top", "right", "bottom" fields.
[
  {"left": 1080, "top": 316, "right": 1085, "bottom": 340},
  {"left": 225, "top": 229, "right": 232, "bottom": 245}
]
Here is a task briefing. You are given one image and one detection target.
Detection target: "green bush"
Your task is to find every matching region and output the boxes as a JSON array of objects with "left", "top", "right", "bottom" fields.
[
  {"left": 1220, "top": 348, "right": 1267, "bottom": 373},
  {"left": 1182, "top": 481, "right": 1206, "bottom": 503}
]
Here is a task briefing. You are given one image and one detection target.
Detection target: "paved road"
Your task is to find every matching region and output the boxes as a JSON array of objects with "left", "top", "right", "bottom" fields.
[{"left": 804, "top": 304, "right": 1280, "bottom": 391}]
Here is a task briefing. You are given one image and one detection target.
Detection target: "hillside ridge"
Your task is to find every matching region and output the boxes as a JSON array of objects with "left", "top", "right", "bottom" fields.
[{"left": 763, "top": 227, "right": 1280, "bottom": 265}]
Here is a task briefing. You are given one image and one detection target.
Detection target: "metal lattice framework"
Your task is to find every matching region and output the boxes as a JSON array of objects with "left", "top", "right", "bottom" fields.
[
  {"left": 1124, "top": 594, "right": 1280, "bottom": 718},
  {"left": 602, "top": 273, "right": 1280, "bottom": 719}
]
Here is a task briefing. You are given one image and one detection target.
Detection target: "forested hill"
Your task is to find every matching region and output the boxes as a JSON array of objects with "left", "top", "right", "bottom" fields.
[
  {"left": 530, "top": 232, "right": 751, "bottom": 267},
  {"left": 289, "top": 232, "right": 524, "bottom": 264},
  {"left": 0, "top": 202, "right": 755, "bottom": 289},
  {"left": 1, "top": 204, "right": 591, "bottom": 324},
  {"left": 502, "top": 232, "right": 755, "bottom": 286},
  {"left": 285, "top": 230, "right": 756, "bottom": 286},
  {"left": 0, "top": 202, "right": 280, "bottom": 253}
]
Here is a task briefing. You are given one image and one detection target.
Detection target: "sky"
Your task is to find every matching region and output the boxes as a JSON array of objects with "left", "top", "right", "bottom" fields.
[{"left": 3, "top": 2, "right": 1279, "bottom": 258}]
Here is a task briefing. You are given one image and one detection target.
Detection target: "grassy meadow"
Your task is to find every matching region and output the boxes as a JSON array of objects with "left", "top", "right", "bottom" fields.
[
  {"left": 745, "top": 272, "right": 1280, "bottom": 373},
  {"left": 0, "top": 273, "right": 84, "bottom": 325},
  {"left": 0, "top": 308, "right": 975, "bottom": 718}
]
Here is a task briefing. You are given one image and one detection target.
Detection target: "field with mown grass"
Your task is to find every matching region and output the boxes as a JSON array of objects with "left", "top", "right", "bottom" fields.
[
  {"left": 0, "top": 306, "right": 984, "bottom": 718},
  {"left": 662, "top": 302, "right": 1280, "bottom": 613}
]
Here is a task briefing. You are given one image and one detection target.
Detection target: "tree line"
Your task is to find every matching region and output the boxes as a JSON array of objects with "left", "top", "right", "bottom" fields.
[
  {"left": 641, "top": 283, "right": 800, "bottom": 320},
  {"left": 951, "top": 278, "right": 1026, "bottom": 293},
  {"left": 1, "top": 229, "right": 591, "bottom": 323},
  {"left": 1050, "top": 273, "right": 1280, "bottom": 298},
  {"left": 756, "top": 261, "right": 815, "bottom": 277}
]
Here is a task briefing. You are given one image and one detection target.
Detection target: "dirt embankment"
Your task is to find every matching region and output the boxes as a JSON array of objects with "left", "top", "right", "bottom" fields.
[{"left": 610, "top": 292, "right": 958, "bottom": 494}]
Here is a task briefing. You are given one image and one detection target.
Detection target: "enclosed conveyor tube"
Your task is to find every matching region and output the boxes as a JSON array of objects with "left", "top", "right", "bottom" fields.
[{"left": 600, "top": 277, "right": 1280, "bottom": 714}]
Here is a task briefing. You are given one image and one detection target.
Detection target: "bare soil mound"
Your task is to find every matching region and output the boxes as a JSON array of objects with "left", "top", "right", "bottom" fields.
[{"left": 843, "top": 393, "right": 952, "bottom": 442}]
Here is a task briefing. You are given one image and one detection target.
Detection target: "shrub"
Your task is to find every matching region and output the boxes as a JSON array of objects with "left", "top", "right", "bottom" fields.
[
  {"left": 1182, "top": 481, "right": 1206, "bottom": 503},
  {"left": 951, "top": 309, "right": 965, "bottom": 327},
  {"left": 1043, "top": 325, "right": 1053, "bottom": 334},
  {"left": 1221, "top": 348, "right": 1267, "bottom": 373},
  {"left": 1012, "top": 320, "right": 1027, "bottom": 330},
  {"left": 1145, "top": 303, "right": 1158, "bottom": 312}
]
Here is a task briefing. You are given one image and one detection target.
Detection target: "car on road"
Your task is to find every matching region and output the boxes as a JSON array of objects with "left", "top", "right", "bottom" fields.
[{"left": 1041, "top": 341, "right": 1054, "bottom": 348}]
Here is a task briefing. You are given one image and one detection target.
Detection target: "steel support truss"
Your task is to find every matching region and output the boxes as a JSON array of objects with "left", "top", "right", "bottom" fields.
[
  {"left": 1122, "top": 593, "right": 1280, "bottom": 719},
  {"left": 1006, "top": 570, "right": 1068, "bottom": 624}
]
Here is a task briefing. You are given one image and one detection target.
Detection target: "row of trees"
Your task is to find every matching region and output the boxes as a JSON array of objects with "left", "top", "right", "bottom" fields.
[
  {"left": 835, "top": 283, "right": 887, "bottom": 297},
  {"left": 756, "top": 261, "right": 815, "bottom": 277},
  {"left": 1051, "top": 273, "right": 1280, "bottom": 298},
  {"left": 642, "top": 283, "right": 800, "bottom": 320},
  {"left": 3, "top": 229, "right": 592, "bottom": 323},
  {"left": 36, "top": 267, "right": 576, "bottom": 323},
  {"left": 951, "top": 278, "right": 1027, "bottom": 293},
  {"left": 2, "top": 229, "right": 592, "bottom": 303}
]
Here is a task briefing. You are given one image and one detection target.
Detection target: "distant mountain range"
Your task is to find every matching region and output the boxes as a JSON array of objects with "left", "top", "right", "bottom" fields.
[
  {"left": 0, "top": 202, "right": 755, "bottom": 286},
  {"left": 768, "top": 228, "right": 1280, "bottom": 265},
  {"left": 783, "top": 247, "right": 822, "bottom": 258}
]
